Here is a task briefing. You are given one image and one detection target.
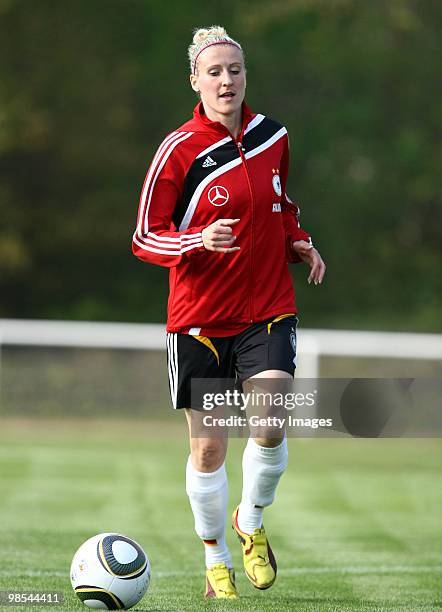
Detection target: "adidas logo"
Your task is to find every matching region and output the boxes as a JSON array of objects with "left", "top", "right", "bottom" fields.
[{"left": 202, "top": 156, "right": 217, "bottom": 168}]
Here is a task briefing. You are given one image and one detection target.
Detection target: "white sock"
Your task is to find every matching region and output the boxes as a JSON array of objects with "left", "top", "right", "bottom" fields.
[
  {"left": 238, "top": 437, "right": 288, "bottom": 535},
  {"left": 185, "top": 457, "right": 232, "bottom": 569}
]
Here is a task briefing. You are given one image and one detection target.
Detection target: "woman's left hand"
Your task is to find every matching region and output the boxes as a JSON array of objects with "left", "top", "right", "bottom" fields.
[{"left": 292, "top": 240, "right": 326, "bottom": 285}]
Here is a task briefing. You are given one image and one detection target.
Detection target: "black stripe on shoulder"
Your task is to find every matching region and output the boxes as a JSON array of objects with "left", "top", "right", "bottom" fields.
[
  {"left": 172, "top": 140, "right": 240, "bottom": 230},
  {"left": 242, "top": 116, "right": 286, "bottom": 152}
]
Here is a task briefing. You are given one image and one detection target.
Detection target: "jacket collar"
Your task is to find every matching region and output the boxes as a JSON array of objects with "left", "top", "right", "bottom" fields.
[{"left": 193, "top": 100, "right": 254, "bottom": 138}]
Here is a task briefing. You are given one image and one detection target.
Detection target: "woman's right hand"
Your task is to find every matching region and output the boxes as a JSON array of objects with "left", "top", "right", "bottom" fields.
[{"left": 202, "top": 218, "right": 241, "bottom": 253}]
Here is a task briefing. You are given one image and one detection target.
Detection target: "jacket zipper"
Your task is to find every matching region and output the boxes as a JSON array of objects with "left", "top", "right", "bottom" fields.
[{"left": 236, "top": 139, "right": 255, "bottom": 323}]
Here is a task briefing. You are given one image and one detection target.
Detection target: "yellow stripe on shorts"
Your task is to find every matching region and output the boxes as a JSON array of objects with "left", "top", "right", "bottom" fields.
[
  {"left": 194, "top": 336, "right": 220, "bottom": 366},
  {"left": 267, "top": 313, "right": 295, "bottom": 335}
]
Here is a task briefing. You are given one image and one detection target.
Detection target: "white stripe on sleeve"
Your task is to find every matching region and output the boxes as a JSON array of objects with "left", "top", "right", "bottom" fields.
[{"left": 141, "top": 132, "right": 194, "bottom": 235}]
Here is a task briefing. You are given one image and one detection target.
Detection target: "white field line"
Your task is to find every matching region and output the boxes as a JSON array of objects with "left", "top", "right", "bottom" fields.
[{"left": 1, "top": 566, "right": 441, "bottom": 578}]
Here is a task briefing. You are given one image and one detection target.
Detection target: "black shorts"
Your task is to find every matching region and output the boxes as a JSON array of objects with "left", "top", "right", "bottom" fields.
[{"left": 166, "top": 314, "right": 298, "bottom": 409}]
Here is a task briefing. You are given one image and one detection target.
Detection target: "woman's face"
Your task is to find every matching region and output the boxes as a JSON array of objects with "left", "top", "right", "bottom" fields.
[{"left": 190, "top": 44, "right": 246, "bottom": 121}]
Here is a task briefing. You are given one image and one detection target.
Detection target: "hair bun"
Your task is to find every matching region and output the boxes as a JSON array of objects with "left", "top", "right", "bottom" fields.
[{"left": 192, "top": 26, "right": 227, "bottom": 45}]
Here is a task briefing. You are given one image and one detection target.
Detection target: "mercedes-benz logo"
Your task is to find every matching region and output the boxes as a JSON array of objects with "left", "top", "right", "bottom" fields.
[{"left": 208, "top": 185, "right": 229, "bottom": 207}]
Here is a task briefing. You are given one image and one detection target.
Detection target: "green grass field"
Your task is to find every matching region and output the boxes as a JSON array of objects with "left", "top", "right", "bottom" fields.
[{"left": 0, "top": 418, "right": 440, "bottom": 611}]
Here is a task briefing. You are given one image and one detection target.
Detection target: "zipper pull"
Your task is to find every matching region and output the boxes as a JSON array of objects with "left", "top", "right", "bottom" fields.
[{"left": 237, "top": 141, "right": 246, "bottom": 152}]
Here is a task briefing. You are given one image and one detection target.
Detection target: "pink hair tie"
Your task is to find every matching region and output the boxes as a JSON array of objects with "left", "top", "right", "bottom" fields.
[{"left": 193, "top": 41, "right": 242, "bottom": 74}]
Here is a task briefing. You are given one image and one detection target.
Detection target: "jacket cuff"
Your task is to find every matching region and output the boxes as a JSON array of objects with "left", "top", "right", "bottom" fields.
[
  {"left": 187, "top": 243, "right": 207, "bottom": 257},
  {"left": 184, "top": 225, "right": 207, "bottom": 257},
  {"left": 286, "top": 231, "right": 312, "bottom": 263}
]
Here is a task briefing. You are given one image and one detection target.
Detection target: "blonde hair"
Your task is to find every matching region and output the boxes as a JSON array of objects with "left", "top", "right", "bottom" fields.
[{"left": 188, "top": 25, "right": 243, "bottom": 74}]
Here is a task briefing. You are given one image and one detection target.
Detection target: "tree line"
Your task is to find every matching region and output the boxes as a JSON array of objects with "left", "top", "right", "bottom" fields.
[{"left": 1, "top": 0, "right": 440, "bottom": 331}]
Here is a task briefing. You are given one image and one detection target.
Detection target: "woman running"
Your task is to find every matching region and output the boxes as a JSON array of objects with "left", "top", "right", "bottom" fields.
[{"left": 132, "top": 25, "right": 326, "bottom": 599}]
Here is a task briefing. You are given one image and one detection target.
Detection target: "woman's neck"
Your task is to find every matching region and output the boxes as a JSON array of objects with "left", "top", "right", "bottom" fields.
[
  {"left": 222, "top": 113, "right": 242, "bottom": 139},
  {"left": 204, "top": 107, "right": 242, "bottom": 139}
]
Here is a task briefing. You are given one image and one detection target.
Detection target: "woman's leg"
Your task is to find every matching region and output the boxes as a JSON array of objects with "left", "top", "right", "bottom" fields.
[
  {"left": 184, "top": 409, "right": 232, "bottom": 569},
  {"left": 237, "top": 370, "right": 291, "bottom": 534},
  {"left": 231, "top": 370, "right": 291, "bottom": 590}
]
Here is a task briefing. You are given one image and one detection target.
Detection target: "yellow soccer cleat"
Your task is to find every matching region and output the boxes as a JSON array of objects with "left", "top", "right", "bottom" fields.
[
  {"left": 205, "top": 563, "right": 238, "bottom": 599},
  {"left": 232, "top": 506, "right": 277, "bottom": 590}
]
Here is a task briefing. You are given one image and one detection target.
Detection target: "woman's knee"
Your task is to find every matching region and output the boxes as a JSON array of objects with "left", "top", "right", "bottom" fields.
[{"left": 190, "top": 437, "right": 227, "bottom": 472}]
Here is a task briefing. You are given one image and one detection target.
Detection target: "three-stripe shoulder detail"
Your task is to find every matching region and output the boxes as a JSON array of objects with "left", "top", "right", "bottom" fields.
[{"left": 133, "top": 131, "right": 205, "bottom": 257}]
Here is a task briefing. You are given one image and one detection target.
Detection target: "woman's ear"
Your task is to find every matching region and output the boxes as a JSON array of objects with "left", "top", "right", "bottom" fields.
[{"left": 189, "top": 74, "right": 199, "bottom": 93}]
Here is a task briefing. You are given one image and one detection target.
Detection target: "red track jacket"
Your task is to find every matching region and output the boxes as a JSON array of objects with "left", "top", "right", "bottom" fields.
[{"left": 132, "top": 102, "right": 311, "bottom": 336}]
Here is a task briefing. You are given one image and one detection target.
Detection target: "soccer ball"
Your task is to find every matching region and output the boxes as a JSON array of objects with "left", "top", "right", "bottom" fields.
[{"left": 70, "top": 533, "right": 150, "bottom": 610}]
